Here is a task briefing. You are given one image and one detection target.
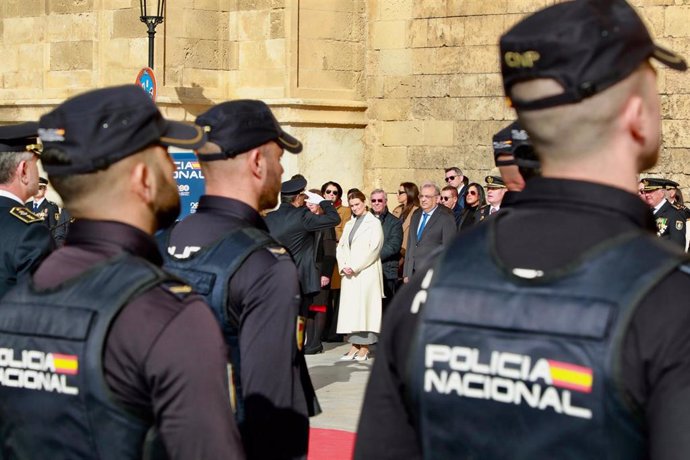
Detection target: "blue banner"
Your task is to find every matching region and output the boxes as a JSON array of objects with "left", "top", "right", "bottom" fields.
[{"left": 171, "top": 151, "right": 205, "bottom": 219}]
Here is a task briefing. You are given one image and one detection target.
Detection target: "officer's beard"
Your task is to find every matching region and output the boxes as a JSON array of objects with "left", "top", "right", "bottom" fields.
[{"left": 154, "top": 182, "right": 181, "bottom": 231}]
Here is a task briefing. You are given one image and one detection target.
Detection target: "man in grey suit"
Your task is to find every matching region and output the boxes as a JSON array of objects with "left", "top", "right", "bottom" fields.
[
  {"left": 403, "top": 182, "right": 456, "bottom": 283},
  {"left": 265, "top": 176, "right": 341, "bottom": 313}
]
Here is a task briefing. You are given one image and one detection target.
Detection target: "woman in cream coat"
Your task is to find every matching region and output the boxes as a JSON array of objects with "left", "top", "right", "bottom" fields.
[{"left": 336, "top": 190, "right": 384, "bottom": 361}]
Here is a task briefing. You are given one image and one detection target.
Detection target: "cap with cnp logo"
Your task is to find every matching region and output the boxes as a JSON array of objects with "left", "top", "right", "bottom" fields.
[
  {"left": 0, "top": 122, "right": 41, "bottom": 154},
  {"left": 195, "top": 100, "right": 303, "bottom": 161},
  {"left": 500, "top": 0, "right": 687, "bottom": 111},
  {"left": 39, "top": 85, "right": 206, "bottom": 176}
]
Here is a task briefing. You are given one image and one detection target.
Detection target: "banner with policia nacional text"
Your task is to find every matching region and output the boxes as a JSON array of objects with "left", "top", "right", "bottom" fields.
[{"left": 170, "top": 150, "right": 205, "bottom": 219}]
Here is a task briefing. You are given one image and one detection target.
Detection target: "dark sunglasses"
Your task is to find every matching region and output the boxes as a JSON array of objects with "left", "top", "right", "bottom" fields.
[
  {"left": 371, "top": 199, "right": 385, "bottom": 203},
  {"left": 324, "top": 189, "right": 339, "bottom": 195},
  {"left": 440, "top": 196, "right": 452, "bottom": 202},
  {"left": 444, "top": 175, "right": 457, "bottom": 182},
  {"left": 467, "top": 190, "right": 478, "bottom": 196},
  {"left": 397, "top": 190, "right": 406, "bottom": 195}
]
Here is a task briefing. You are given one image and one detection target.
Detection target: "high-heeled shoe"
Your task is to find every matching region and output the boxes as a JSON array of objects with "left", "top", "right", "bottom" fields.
[
  {"left": 354, "top": 351, "right": 369, "bottom": 361},
  {"left": 339, "top": 349, "right": 358, "bottom": 361}
]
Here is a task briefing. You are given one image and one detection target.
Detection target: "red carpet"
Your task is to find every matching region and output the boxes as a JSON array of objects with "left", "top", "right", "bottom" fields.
[{"left": 309, "top": 428, "right": 356, "bottom": 460}]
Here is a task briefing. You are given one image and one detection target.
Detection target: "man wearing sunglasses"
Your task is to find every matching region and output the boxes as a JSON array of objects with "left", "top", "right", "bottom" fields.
[
  {"left": 440, "top": 186, "right": 462, "bottom": 226},
  {"left": 370, "top": 189, "right": 402, "bottom": 310},
  {"left": 444, "top": 167, "right": 467, "bottom": 210},
  {"left": 0, "top": 123, "right": 53, "bottom": 299}
]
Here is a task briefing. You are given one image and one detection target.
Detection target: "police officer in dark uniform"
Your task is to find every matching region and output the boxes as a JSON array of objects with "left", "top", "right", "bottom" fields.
[
  {"left": 477, "top": 175, "right": 507, "bottom": 221},
  {"left": 265, "top": 175, "right": 341, "bottom": 314},
  {"left": 355, "top": 1, "right": 690, "bottom": 458},
  {"left": 640, "top": 178, "right": 687, "bottom": 249},
  {"left": 660, "top": 178, "right": 690, "bottom": 220},
  {"left": 0, "top": 122, "right": 53, "bottom": 298},
  {"left": 160, "top": 100, "right": 318, "bottom": 460},
  {"left": 0, "top": 85, "right": 244, "bottom": 459},
  {"left": 26, "top": 176, "right": 60, "bottom": 230}
]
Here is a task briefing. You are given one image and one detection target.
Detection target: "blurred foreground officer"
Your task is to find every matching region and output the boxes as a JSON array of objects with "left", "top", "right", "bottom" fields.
[
  {"left": 0, "top": 86, "right": 244, "bottom": 460},
  {"left": 355, "top": 1, "right": 690, "bottom": 459},
  {"left": 640, "top": 178, "right": 686, "bottom": 249},
  {"left": 0, "top": 123, "right": 53, "bottom": 298},
  {"left": 160, "top": 100, "right": 318, "bottom": 460}
]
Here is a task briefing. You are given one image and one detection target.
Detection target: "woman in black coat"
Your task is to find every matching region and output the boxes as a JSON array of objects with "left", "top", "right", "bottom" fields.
[{"left": 458, "top": 183, "right": 486, "bottom": 232}]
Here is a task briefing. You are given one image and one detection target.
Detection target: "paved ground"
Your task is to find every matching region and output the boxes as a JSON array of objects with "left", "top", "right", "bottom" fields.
[{"left": 305, "top": 342, "right": 373, "bottom": 432}]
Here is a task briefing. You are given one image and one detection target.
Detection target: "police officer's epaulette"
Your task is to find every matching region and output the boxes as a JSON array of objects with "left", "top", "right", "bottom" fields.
[
  {"left": 9, "top": 206, "right": 43, "bottom": 224},
  {"left": 672, "top": 202, "right": 686, "bottom": 211},
  {"left": 266, "top": 245, "right": 290, "bottom": 259},
  {"left": 161, "top": 280, "right": 195, "bottom": 300}
]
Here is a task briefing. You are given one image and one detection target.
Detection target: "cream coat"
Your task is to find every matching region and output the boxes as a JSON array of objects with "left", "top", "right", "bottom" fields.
[{"left": 336, "top": 211, "right": 384, "bottom": 334}]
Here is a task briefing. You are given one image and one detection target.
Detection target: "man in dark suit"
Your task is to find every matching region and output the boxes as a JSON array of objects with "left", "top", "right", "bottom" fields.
[
  {"left": 370, "top": 189, "right": 403, "bottom": 311},
  {"left": 640, "top": 178, "right": 686, "bottom": 249},
  {"left": 403, "top": 182, "right": 456, "bottom": 283},
  {"left": 265, "top": 176, "right": 341, "bottom": 310},
  {"left": 0, "top": 123, "right": 53, "bottom": 298},
  {"left": 26, "top": 177, "right": 60, "bottom": 231}
]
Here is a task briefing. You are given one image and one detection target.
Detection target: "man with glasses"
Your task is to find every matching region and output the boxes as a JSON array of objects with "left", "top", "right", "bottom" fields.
[
  {"left": 0, "top": 123, "right": 53, "bottom": 299},
  {"left": 402, "top": 182, "right": 455, "bottom": 283},
  {"left": 640, "top": 178, "right": 686, "bottom": 248},
  {"left": 440, "top": 185, "right": 462, "bottom": 226},
  {"left": 370, "top": 189, "right": 402, "bottom": 310},
  {"left": 444, "top": 167, "right": 468, "bottom": 209}
]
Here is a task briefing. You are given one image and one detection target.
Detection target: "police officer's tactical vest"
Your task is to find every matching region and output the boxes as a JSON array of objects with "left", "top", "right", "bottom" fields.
[
  {"left": 0, "top": 254, "right": 173, "bottom": 460},
  {"left": 159, "top": 226, "right": 276, "bottom": 425},
  {"left": 410, "top": 215, "right": 688, "bottom": 459}
]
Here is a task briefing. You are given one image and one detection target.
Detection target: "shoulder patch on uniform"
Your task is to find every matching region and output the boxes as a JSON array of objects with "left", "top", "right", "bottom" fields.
[
  {"left": 676, "top": 220, "right": 684, "bottom": 230},
  {"left": 168, "top": 284, "right": 193, "bottom": 294},
  {"left": 9, "top": 206, "right": 42, "bottom": 224},
  {"left": 268, "top": 246, "right": 287, "bottom": 255}
]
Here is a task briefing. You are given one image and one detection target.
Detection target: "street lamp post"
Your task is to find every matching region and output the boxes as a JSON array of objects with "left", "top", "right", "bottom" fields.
[{"left": 139, "top": 0, "right": 165, "bottom": 69}]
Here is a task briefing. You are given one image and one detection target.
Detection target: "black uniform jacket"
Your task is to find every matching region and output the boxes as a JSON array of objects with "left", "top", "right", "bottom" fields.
[
  {"left": 375, "top": 209, "right": 403, "bottom": 280},
  {"left": 0, "top": 195, "right": 53, "bottom": 299},
  {"left": 265, "top": 201, "right": 340, "bottom": 296},
  {"left": 26, "top": 198, "right": 59, "bottom": 230},
  {"left": 355, "top": 178, "right": 690, "bottom": 460},
  {"left": 653, "top": 200, "right": 686, "bottom": 249},
  {"left": 32, "top": 220, "right": 244, "bottom": 459},
  {"left": 166, "top": 195, "right": 312, "bottom": 460}
]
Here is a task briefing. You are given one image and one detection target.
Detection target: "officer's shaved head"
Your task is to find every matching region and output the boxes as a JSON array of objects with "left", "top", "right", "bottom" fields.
[{"left": 514, "top": 63, "right": 652, "bottom": 163}]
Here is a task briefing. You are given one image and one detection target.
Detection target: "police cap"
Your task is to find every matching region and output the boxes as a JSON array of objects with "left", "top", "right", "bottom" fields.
[
  {"left": 485, "top": 176, "right": 507, "bottom": 189},
  {"left": 0, "top": 122, "right": 41, "bottom": 154},
  {"left": 38, "top": 85, "right": 206, "bottom": 176},
  {"left": 195, "top": 100, "right": 303, "bottom": 161},
  {"left": 640, "top": 178, "right": 668, "bottom": 192},
  {"left": 500, "top": 0, "right": 687, "bottom": 111},
  {"left": 281, "top": 175, "right": 307, "bottom": 195},
  {"left": 492, "top": 121, "right": 537, "bottom": 169}
]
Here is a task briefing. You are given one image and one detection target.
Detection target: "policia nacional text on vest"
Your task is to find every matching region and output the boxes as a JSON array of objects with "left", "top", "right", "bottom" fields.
[
  {"left": 0, "top": 254, "right": 182, "bottom": 460},
  {"left": 409, "top": 213, "right": 688, "bottom": 459}
]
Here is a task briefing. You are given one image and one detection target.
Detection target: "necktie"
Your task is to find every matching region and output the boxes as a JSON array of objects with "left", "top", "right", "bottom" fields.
[
  {"left": 417, "top": 213, "right": 429, "bottom": 241},
  {"left": 490, "top": 207, "right": 497, "bottom": 215},
  {"left": 33, "top": 203, "right": 38, "bottom": 212}
]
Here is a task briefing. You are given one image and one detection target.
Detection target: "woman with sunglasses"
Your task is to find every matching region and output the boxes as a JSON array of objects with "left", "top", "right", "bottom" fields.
[
  {"left": 458, "top": 182, "right": 486, "bottom": 232},
  {"left": 320, "top": 181, "right": 351, "bottom": 342},
  {"left": 336, "top": 190, "right": 384, "bottom": 361},
  {"left": 391, "top": 182, "right": 420, "bottom": 279}
]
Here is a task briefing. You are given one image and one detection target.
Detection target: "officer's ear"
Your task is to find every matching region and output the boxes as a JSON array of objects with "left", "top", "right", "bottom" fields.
[{"left": 246, "top": 147, "right": 263, "bottom": 180}]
